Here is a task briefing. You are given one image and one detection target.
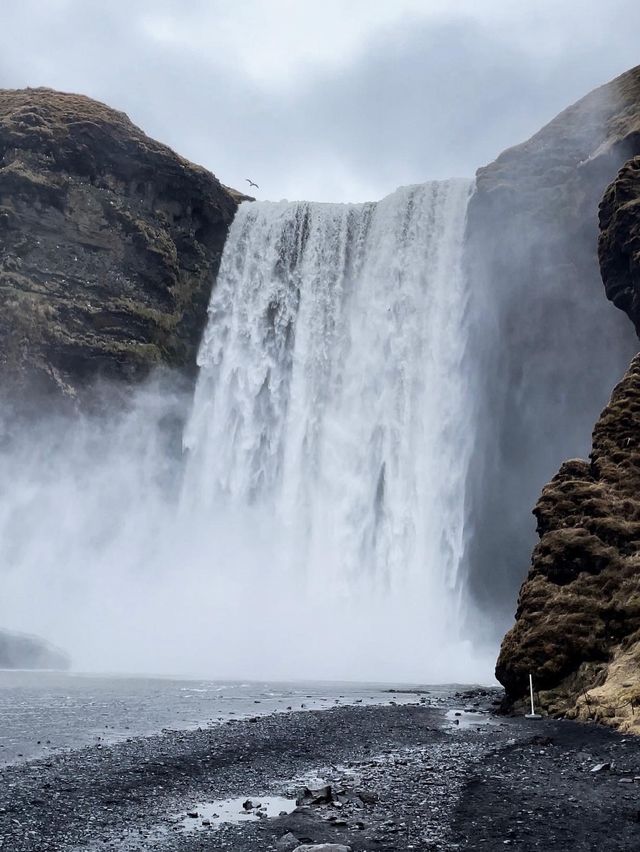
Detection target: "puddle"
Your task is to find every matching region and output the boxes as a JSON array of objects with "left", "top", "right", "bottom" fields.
[
  {"left": 175, "top": 795, "right": 296, "bottom": 832},
  {"left": 446, "top": 708, "right": 493, "bottom": 729}
]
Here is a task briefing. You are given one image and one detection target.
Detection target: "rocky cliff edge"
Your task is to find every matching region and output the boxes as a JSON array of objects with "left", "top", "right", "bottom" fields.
[{"left": 0, "top": 88, "right": 241, "bottom": 403}]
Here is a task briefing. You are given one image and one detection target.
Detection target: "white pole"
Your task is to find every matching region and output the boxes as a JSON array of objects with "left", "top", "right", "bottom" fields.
[
  {"left": 529, "top": 673, "right": 535, "bottom": 715},
  {"left": 526, "top": 673, "right": 541, "bottom": 719}
]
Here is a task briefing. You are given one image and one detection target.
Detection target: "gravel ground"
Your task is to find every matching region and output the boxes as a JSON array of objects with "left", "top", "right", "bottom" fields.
[
  {"left": 451, "top": 716, "right": 640, "bottom": 851},
  {"left": 2, "top": 689, "right": 640, "bottom": 851}
]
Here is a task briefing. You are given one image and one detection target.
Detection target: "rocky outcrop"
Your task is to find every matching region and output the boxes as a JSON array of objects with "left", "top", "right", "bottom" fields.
[
  {"left": 599, "top": 156, "right": 640, "bottom": 333},
  {"left": 0, "top": 628, "right": 70, "bottom": 669},
  {"left": 0, "top": 88, "right": 241, "bottom": 402},
  {"left": 465, "top": 66, "right": 640, "bottom": 620},
  {"left": 496, "top": 356, "right": 640, "bottom": 730}
]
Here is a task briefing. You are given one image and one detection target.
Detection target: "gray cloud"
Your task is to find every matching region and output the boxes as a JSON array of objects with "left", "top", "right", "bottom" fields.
[{"left": 0, "top": 2, "right": 639, "bottom": 200}]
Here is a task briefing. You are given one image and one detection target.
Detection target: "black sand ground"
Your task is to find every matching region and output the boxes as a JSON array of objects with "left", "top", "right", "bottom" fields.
[{"left": 1, "top": 692, "right": 640, "bottom": 851}]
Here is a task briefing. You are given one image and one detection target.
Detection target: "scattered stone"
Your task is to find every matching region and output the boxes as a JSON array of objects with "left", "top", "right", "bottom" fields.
[
  {"left": 293, "top": 845, "right": 351, "bottom": 852},
  {"left": 296, "top": 784, "right": 333, "bottom": 806},
  {"left": 276, "top": 833, "right": 301, "bottom": 851},
  {"left": 186, "top": 810, "right": 199, "bottom": 818},
  {"left": 357, "top": 789, "right": 378, "bottom": 804},
  {"left": 591, "top": 763, "right": 611, "bottom": 773}
]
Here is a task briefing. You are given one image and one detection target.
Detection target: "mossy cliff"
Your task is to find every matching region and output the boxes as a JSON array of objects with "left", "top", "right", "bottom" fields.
[
  {"left": 496, "top": 68, "right": 640, "bottom": 729},
  {"left": 0, "top": 88, "right": 241, "bottom": 402},
  {"left": 497, "top": 357, "right": 640, "bottom": 731}
]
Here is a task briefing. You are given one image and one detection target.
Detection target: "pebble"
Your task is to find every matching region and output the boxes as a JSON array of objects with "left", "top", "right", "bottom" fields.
[{"left": 293, "top": 846, "right": 352, "bottom": 852}]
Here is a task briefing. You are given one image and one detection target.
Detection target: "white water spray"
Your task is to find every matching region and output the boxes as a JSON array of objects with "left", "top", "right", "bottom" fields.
[
  {"left": 0, "top": 181, "right": 494, "bottom": 683},
  {"left": 181, "top": 180, "right": 486, "bottom": 678}
]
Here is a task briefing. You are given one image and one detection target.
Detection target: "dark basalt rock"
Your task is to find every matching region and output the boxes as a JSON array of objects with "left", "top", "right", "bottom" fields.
[
  {"left": 0, "top": 87, "right": 243, "bottom": 404},
  {"left": 0, "top": 627, "right": 70, "bottom": 669},
  {"left": 599, "top": 155, "right": 640, "bottom": 333},
  {"left": 465, "top": 65, "right": 640, "bottom": 620}
]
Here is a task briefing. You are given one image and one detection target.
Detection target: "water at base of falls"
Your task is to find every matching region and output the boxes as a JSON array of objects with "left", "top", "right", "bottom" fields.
[{"left": 0, "top": 181, "right": 495, "bottom": 684}]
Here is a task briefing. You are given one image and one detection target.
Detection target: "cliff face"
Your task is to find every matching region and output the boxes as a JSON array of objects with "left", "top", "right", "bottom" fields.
[
  {"left": 496, "top": 74, "right": 640, "bottom": 728},
  {"left": 465, "top": 66, "right": 640, "bottom": 620},
  {"left": 0, "top": 88, "right": 241, "bottom": 402}
]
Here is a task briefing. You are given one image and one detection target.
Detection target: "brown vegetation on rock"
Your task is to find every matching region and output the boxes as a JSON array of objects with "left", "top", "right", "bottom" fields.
[{"left": 496, "top": 355, "right": 640, "bottom": 729}]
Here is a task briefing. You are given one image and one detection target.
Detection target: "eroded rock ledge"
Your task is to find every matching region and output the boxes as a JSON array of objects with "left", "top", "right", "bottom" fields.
[
  {"left": 0, "top": 87, "right": 241, "bottom": 403},
  {"left": 600, "top": 155, "right": 640, "bottom": 333}
]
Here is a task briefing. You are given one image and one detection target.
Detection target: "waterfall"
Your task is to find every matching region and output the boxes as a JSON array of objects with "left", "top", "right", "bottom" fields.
[
  {"left": 182, "top": 180, "right": 485, "bottom": 677},
  {"left": 0, "top": 180, "right": 493, "bottom": 682}
]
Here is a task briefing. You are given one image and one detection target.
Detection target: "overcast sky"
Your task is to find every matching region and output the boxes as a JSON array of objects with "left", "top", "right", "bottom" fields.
[{"left": 1, "top": 1, "right": 639, "bottom": 201}]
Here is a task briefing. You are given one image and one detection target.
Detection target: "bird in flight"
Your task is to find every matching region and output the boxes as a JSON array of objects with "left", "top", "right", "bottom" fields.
[{"left": 246, "top": 179, "right": 259, "bottom": 189}]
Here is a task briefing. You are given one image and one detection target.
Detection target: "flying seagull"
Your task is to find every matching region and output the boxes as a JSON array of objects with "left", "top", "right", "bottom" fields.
[{"left": 246, "top": 178, "right": 259, "bottom": 189}]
